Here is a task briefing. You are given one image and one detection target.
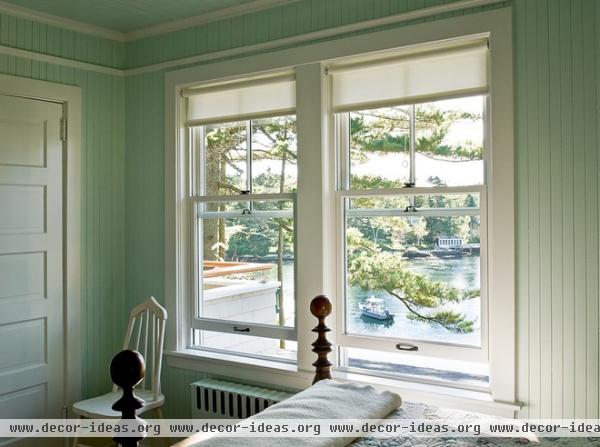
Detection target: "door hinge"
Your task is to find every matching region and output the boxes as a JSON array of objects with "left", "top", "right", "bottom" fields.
[{"left": 60, "top": 117, "right": 68, "bottom": 142}]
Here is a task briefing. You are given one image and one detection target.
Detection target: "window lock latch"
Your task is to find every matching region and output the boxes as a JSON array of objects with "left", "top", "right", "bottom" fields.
[
  {"left": 396, "top": 343, "right": 419, "bottom": 351},
  {"left": 233, "top": 326, "right": 250, "bottom": 332},
  {"left": 241, "top": 208, "right": 252, "bottom": 215},
  {"left": 404, "top": 205, "right": 418, "bottom": 213}
]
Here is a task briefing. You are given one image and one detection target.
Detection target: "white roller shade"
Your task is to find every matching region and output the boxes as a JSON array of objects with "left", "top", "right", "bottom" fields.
[
  {"left": 329, "top": 41, "right": 489, "bottom": 112},
  {"left": 184, "top": 74, "right": 296, "bottom": 126}
]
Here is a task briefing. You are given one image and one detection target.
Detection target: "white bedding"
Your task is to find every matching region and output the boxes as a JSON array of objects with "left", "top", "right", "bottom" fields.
[{"left": 188, "top": 379, "right": 402, "bottom": 447}]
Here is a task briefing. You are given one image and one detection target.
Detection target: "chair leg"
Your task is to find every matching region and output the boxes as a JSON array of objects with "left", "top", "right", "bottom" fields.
[
  {"left": 72, "top": 415, "right": 84, "bottom": 447},
  {"left": 153, "top": 407, "right": 170, "bottom": 446}
]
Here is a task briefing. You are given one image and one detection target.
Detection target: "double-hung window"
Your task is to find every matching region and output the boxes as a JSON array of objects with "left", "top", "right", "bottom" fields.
[
  {"left": 184, "top": 73, "right": 298, "bottom": 362},
  {"left": 168, "top": 10, "right": 515, "bottom": 405},
  {"left": 329, "top": 40, "right": 491, "bottom": 389}
]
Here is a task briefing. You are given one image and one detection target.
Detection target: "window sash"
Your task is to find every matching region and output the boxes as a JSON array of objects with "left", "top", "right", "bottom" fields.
[
  {"left": 334, "top": 190, "right": 489, "bottom": 362},
  {"left": 336, "top": 98, "right": 486, "bottom": 192},
  {"left": 190, "top": 317, "right": 297, "bottom": 342},
  {"left": 192, "top": 193, "right": 296, "bottom": 203},
  {"left": 190, "top": 195, "right": 298, "bottom": 345},
  {"left": 336, "top": 333, "right": 487, "bottom": 363},
  {"left": 193, "top": 194, "right": 295, "bottom": 219}
]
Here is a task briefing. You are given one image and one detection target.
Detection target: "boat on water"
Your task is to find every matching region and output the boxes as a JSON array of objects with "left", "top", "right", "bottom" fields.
[{"left": 359, "top": 296, "right": 394, "bottom": 321}]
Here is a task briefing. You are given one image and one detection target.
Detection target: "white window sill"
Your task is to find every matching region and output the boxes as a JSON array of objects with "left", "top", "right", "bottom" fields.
[
  {"left": 164, "top": 349, "right": 521, "bottom": 418},
  {"left": 334, "top": 368, "right": 521, "bottom": 418},
  {"left": 164, "top": 349, "right": 313, "bottom": 391}
]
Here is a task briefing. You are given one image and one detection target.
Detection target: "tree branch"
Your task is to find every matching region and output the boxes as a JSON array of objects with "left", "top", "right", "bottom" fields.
[{"left": 385, "top": 288, "right": 464, "bottom": 332}]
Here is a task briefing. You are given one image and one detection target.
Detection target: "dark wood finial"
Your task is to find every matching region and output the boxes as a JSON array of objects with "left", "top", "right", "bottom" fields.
[
  {"left": 110, "top": 350, "right": 146, "bottom": 447},
  {"left": 310, "top": 295, "right": 333, "bottom": 384}
]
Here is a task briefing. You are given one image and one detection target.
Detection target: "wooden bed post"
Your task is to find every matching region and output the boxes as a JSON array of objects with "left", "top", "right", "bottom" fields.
[
  {"left": 110, "top": 350, "right": 147, "bottom": 447},
  {"left": 310, "top": 295, "right": 333, "bottom": 384}
]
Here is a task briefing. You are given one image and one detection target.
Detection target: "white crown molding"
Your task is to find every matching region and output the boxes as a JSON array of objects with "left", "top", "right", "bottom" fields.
[
  {"left": 0, "top": 0, "right": 504, "bottom": 78},
  {"left": 0, "top": 0, "right": 126, "bottom": 42},
  {"left": 0, "top": 0, "right": 299, "bottom": 43},
  {"left": 124, "top": 0, "right": 300, "bottom": 41}
]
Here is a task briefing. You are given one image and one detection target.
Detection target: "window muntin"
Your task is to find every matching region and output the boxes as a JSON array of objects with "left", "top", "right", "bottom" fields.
[
  {"left": 191, "top": 113, "right": 297, "bottom": 360},
  {"left": 337, "top": 95, "right": 487, "bottom": 371}
]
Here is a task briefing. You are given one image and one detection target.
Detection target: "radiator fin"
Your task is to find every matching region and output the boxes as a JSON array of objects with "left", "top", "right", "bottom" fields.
[{"left": 191, "top": 379, "right": 293, "bottom": 419}]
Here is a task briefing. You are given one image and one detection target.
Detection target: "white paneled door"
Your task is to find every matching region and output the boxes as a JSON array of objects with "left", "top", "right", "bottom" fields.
[{"left": 0, "top": 95, "right": 64, "bottom": 444}]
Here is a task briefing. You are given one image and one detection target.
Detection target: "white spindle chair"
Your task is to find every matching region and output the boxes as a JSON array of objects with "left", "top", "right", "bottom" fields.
[{"left": 72, "top": 297, "right": 167, "bottom": 440}]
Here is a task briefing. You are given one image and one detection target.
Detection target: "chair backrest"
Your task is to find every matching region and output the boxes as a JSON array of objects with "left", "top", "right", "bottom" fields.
[{"left": 113, "top": 296, "right": 167, "bottom": 400}]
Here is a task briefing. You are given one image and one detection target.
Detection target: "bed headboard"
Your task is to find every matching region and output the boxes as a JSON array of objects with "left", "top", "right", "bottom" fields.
[
  {"left": 109, "top": 349, "right": 146, "bottom": 447},
  {"left": 310, "top": 295, "right": 333, "bottom": 384}
]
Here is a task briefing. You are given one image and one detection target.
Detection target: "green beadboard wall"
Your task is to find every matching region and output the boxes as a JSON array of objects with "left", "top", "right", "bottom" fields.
[
  {"left": 0, "top": 13, "right": 125, "bottom": 68},
  {"left": 514, "top": 0, "right": 600, "bottom": 419},
  {"left": 0, "top": 15, "right": 127, "bottom": 398},
  {"left": 1, "top": 0, "right": 599, "bottom": 420}
]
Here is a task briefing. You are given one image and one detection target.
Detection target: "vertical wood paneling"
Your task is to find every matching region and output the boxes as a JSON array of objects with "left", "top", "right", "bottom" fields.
[
  {"left": 547, "top": 0, "right": 563, "bottom": 419},
  {"left": 161, "top": 367, "right": 208, "bottom": 419},
  {"left": 514, "top": 0, "right": 529, "bottom": 420},
  {"left": 559, "top": 0, "right": 574, "bottom": 419},
  {"left": 582, "top": 0, "right": 599, "bottom": 419},
  {"left": 570, "top": 0, "right": 587, "bottom": 419},
  {"left": 124, "top": 72, "right": 165, "bottom": 312},
  {"left": 536, "top": 0, "right": 552, "bottom": 420},
  {"left": 0, "top": 13, "right": 125, "bottom": 68},
  {"left": 0, "top": 13, "right": 127, "bottom": 398},
  {"left": 529, "top": 0, "right": 541, "bottom": 419},
  {"left": 514, "top": 0, "right": 600, "bottom": 419}
]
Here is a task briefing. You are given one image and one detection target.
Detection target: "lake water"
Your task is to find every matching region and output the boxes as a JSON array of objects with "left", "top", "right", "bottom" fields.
[{"left": 280, "top": 255, "right": 481, "bottom": 347}]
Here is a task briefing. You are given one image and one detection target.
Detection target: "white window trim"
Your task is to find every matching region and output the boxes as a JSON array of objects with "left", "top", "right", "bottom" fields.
[{"left": 165, "top": 7, "right": 515, "bottom": 411}]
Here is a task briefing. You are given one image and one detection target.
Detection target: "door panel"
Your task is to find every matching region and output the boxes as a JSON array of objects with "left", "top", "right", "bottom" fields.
[
  {"left": 0, "top": 319, "right": 46, "bottom": 372},
  {"left": 0, "top": 95, "right": 64, "bottom": 446},
  {"left": 0, "top": 252, "right": 45, "bottom": 300},
  {"left": 0, "top": 118, "right": 46, "bottom": 167},
  {"left": 0, "top": 185, "right": 45, "bottom": 234}
]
